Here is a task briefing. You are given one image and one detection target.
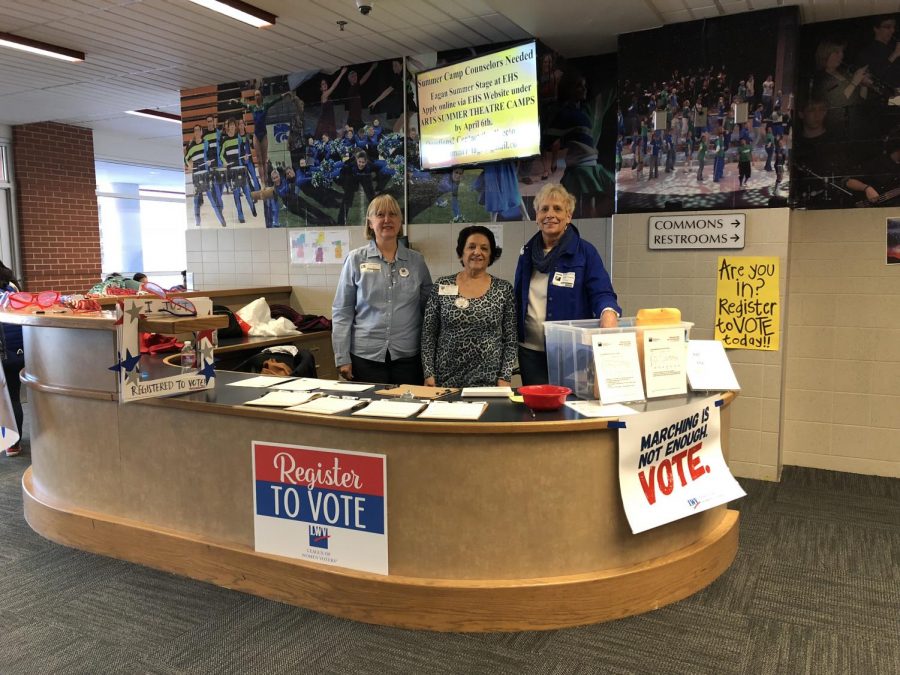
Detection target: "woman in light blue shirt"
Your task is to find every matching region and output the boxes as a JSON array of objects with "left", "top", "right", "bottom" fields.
[{"left": 332, "top": 194, "right": 432, "bottom": 385}]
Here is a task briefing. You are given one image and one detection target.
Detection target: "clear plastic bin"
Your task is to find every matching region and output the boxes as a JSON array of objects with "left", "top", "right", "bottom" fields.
[{"left": 543, "top": 317, "right": 693, "bottom": 400}]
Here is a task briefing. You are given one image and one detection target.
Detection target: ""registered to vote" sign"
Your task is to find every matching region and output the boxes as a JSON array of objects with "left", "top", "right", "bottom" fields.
[{"left": 648, "top": 214, "right": 745, "bottom": 250}]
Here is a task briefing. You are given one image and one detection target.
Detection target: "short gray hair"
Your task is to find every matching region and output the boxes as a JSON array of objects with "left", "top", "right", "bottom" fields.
[{"left": 533, "top": 183, "right": 576, "bottom": 215}]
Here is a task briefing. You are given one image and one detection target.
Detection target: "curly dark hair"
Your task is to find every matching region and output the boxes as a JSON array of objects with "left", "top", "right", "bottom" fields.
[{"left": 455, "top": 225, "right": 501, "bottom": 265}]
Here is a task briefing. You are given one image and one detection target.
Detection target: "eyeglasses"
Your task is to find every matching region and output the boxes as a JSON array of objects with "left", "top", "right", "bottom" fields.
[
  {"left": 4, "top": 290, "right": 60, "bottom": 310},
  {"left": 140, "top": 281, "right": 197, "bottom": 316}
]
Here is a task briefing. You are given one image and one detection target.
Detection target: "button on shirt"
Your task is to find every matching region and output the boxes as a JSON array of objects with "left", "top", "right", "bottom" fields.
[{"left": 332, "top": 240, "right": 432, "bottom": 366}]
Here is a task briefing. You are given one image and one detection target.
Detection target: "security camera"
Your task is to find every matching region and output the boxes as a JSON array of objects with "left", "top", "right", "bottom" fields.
[{"left": 356, "top": 0, "right": 373, "bottom": 15}]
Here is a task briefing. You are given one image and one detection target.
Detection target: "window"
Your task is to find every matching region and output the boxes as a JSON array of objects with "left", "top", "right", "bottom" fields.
[{"left": 96, "top": 161, "right": 186, "bottom": 288}]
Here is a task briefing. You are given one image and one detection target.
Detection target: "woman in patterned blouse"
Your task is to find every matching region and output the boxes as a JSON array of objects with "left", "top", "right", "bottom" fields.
[{"left": 421, "top": 226, "right": 517, "bottom": 388}]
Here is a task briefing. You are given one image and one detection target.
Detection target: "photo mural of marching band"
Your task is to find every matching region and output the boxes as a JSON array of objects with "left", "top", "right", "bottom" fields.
[
  {"left": 615, "top": 7, "right": 799, "bottom": 213},
  {"left": 180, "top": 7, "right": 899, "bottom": 227},
  {"left": 181, "top": 58, "right": 407, "bottom": 228},
  {"left": 793, "top": 14, "right": 900, "bottom": 209}
]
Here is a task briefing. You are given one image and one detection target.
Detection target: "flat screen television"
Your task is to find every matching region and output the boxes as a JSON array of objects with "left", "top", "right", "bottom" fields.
[{"left": 416, "top": 41, "right": 540, "bottom": 170}]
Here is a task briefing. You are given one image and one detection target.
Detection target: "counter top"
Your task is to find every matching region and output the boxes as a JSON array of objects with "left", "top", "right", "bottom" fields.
[
  {"left": 138, "top": 359, "right": 735, "bottom": 433},
  {"left": 0, "top": 309, "right": 117, "bottom": 329},
  {"left": 0, "top": 309, "right": 227, "bottom": 333}
]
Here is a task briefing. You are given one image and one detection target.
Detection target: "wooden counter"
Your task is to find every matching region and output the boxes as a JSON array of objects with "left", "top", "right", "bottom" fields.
[
  {"left": 0, "top": 308, "right": 337, "bottom": 379},
  {"left": 8, "top": 311, "right": 739, "bottom": 632},
  {"left": 91, "top": 285, "right": 294, "bottom": 310}
]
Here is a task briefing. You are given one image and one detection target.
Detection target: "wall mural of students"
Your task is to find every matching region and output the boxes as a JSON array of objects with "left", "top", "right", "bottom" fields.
[
  {"left": 793, "top": 14, "right": 900, "bottom": 209},
  {"left": 180, "top": 58, "right": 407, "bottom": 228},
  {"left": 615, "top": 6, "right": 798, "bottom": 213},
  {"left": 184, "top": 14, "right": 900, "bottom": 225}
]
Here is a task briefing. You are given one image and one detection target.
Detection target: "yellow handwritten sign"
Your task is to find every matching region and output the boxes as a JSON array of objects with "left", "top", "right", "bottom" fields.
[{"left": 715, "top": 256, "right": 779, "bottom": 351}]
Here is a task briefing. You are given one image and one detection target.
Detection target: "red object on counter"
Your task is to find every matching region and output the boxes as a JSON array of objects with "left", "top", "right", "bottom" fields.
[{"left": 518, "top": 385, "right": 572, "bottom": 411}]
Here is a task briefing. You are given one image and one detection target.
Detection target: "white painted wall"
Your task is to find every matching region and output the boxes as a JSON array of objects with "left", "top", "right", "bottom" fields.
[{"left": 92, "top": 129, "right": 184, "bottom": 170}]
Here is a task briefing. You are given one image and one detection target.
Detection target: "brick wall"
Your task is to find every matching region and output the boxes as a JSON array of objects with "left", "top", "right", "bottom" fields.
[{"left": 12, "top": 122, "right": 101, "bottom": 293}]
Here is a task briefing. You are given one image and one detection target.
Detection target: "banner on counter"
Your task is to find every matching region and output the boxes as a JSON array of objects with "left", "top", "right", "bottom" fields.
[
  {"left": 617, "top": 396, "right": 745, "bottom": 534},
  {"left": 252, "top": 441, "right": 388, "bottom": 575},
  {"left": 113, "top": 297, "right": 216, "bottom": 403}
]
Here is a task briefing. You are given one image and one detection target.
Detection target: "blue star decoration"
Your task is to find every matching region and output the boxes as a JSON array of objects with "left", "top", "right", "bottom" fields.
[
  {"left": 108, "top": 349, "right": 141, "bottom": 374},
  {"left": 198, "top": 359, "right": 216, "bottom": 384}
]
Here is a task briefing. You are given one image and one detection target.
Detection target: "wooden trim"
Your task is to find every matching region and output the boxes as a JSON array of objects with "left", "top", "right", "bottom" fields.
[
  {"left": 0, "top": 310, "right": 231, "bottom": 334},
  {"left": 140, "top": 315, "right": 228, "bottom": 333},
  {"left": 0, "top": 311, "right": 232, "bottom": 333},
  {"left": 23, "top": 468, "right": 739, "bottom": 632},
  {"left": 173, "top": 287, "right": 292, "bottom": 299},
  {"left": 214, "top": 332, "right": 329, "bottom": 354},
  {"left": 93, "top": 287, "right": 294, "bottom": 307},
  {"left": 20, "top": 373, "right": 116, "bottom": 400}
]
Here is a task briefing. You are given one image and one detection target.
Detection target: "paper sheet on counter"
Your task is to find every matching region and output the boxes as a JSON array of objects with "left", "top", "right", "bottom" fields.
[
  {"left": 564, "top": 401, "right": 639, "bottom": 418},
  {"left": 271, "top": 377, "right": 338, "bottom": 391},
  {"left": 228, "top": 375, "right": 295, "bottom": 388},
  {"left": 243, "top": 391, "right": 320, "bottom": 407},
  {"left": 286, "top": 397, "right": 366, "bottom": 415},
  {"left": 687, "top": 340, "right": 741, "bottom": 391},
  {"left": 461, "top": 386, "right": 513, "bottom": 397},
  {"left": 319, "top": 381, "right": 375, "bottom": 393},
  {"left": 417, "top": 400, "right": 487, "bottom": 420},
  {"left": 591, "top": 332, "right": 645, "bottom": 404},
  {"left": 643, "top": 328, "right": 688, "bottom": 398},
  {"left": 351, "top": 400, "right": 425, "bottom": 418}
]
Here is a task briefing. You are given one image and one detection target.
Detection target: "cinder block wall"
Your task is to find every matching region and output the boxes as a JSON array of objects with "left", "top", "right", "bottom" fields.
[
  {"left": 783, "top": 208, "right": 900, "bottom": 478},
  {"left": 611, "top": 209, "right": 791, "bottom": 481}
]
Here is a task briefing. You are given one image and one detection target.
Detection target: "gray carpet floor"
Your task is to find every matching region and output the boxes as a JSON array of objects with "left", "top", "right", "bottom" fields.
[{"left": 0, "top": 403, "right": 898, "bottom": 675}]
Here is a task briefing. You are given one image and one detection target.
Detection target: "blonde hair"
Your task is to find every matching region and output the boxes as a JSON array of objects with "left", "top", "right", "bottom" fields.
[
  {"left": 365, "top": 194, "right": 403, "bottom": 240},
  {"left": 533, "top": 183, "right": 576, "bottom": 215}
]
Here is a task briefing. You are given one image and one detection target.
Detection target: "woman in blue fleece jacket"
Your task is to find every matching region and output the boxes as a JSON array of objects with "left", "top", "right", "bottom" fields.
[{"left": 514, "top": 183, "right": 621, "bottom": 385}]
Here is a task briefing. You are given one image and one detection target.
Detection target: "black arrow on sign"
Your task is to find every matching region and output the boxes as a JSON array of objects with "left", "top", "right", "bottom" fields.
[
  {"left": 731, "top": 234, "right": 741, "bottom": 242},
  {"left": 731, "top": 219, "right": 741, "bottom": 227}
]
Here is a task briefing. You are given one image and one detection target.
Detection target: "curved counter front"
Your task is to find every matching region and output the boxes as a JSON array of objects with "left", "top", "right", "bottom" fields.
[{"left": 9, "top": 311, "right": 739, "bottom": 632}]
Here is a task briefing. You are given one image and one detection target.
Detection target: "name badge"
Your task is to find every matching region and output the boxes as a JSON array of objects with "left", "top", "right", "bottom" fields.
[
  {"left": 360, "top": 262, "right": 381, "bottom": 273},
  {"left": 552, "top": 271, "right": 576, "bottom": 288},
  {"left": 438, "top": 284, "right": 459, "bottom": 296}
]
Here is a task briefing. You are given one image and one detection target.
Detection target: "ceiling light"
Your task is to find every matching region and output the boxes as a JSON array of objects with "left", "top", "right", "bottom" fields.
[
  {"left": 0, "top": 31, "right": 84, "bottom": 62},
  {"left": 126, "top": 109, "right": 183, "bottom": 124},
  {"left": 186, "top": 0, "right": 276, "bottom": 28}
]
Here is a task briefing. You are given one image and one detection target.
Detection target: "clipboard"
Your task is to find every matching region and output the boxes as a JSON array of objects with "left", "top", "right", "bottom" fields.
[{"left": 374, "top": 385, "right": 458, "bottom": 400}]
